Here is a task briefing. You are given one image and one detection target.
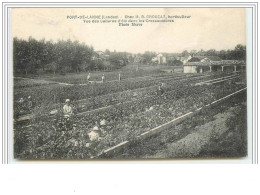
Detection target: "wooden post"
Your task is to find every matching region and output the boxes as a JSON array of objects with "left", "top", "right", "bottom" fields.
[{"left": 221, "top": 66, "right": 224, "bottom": 72}]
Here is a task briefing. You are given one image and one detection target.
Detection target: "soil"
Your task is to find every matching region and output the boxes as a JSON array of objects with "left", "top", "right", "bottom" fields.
[
  {"left": 151, "top": 107, "right": 239, "bottom": 158},
  {"left": 114, "top": 96, "right": 247, "bottom": 159}
]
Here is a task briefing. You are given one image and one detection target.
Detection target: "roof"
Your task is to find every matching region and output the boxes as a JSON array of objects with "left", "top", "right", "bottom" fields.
[
  {"left": 157, "top": 53, "right": 164, "bottom": 57},
  {"left": 191, "top": 56, "right": 222, "bottom": 61},
  {"left": 202, "top": 56, "right": 222, "bottom": 61},
  {"left": 192, "top": 56, "right": 205, "bottom": 60},
  {"left": 96, "top": 51, "right": 105, "bottom": 55},
  {"left": 177, "top": 55, "right": 190, "bottom": 61},
  {"left": 184, "top": 60, "right": 245, "bottom": 66}
]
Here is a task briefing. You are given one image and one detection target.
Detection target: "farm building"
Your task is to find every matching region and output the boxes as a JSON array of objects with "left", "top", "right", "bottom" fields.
[
  {"left": 183, "top": 60, "right": 246, "bottom": 73},
  {"left": 96, "top": 51, "right": 105, "bottom": 56},
  {"left": 92, "top": 51, "right": 110, "bottom": 60},
  {"left": 176, "top": 55, "right": 192, "bottom": 64},
  {"left": 91, "top": 52, "right": 100, "bottom": 60},
  {"left": 152, "top": 53, "right": 167, "bottom": 64},
  {"left": 201, "top": 56, "right": 222, "bottom": 62},
  {"left": 183, "top": 64, "right": 200, "bottom": 73},
  {"left": 188, "top": 56, "right": 222, "bottom": 63}
]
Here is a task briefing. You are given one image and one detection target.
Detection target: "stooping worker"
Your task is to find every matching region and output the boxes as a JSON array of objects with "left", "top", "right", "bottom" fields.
[
  {"left": 85, "top": 122, "right": 103, "bottom": 150},
  {"left": 63, "top": 99, "right": 73, "bottom": 118},
  {"left": 88, "top": 126, "right": 102, "bottom": 142},
  {"left": 157, "top": 85, "right": 165, "bottom": 96}
]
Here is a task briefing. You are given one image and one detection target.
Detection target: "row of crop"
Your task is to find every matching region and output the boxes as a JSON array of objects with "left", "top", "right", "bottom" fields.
[
  {"left": 15, "top": 72, "right": 238, "bottom": 128},
  {"left": 36, "top": 67, "right": 171, "bottom": 84},
  {"left": 14, "top": 73, "right": 226, "bottom": 125},
  {"left": 13, "top": 73, "right": 201, "bottom": 118},
  {"left": 14, "top": 78, "right": 245, "bottom": 159},
  {"left": 14, "top": 77, "right": 57, "bottom": 89},
  {"left": 62, "top": 73, "right": 219, "bottom": 113},
  {"left": 13, "top": 73, "right": 178, "bottom": 105}
]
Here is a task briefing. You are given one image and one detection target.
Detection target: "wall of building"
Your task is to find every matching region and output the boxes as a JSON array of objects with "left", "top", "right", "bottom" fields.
[{"left": 184, "top": 66, "right": 197, "bottom": 73}]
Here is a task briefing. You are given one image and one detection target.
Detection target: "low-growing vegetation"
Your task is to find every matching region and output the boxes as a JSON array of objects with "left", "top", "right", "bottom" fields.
[{"left": 14, "top": 72, "right": 246, "bottom": 159}]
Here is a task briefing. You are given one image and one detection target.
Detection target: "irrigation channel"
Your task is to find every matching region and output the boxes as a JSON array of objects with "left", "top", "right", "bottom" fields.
[
  {"left": 98, "top": 87, "right": 247, "bottom": 158},
  {"left": 15, "top": 72, "right": 238, "bottom": 124}
]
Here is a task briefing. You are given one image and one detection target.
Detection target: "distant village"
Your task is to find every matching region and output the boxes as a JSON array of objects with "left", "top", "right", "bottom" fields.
[{"left": 92, "top": 50, "right": 246, "bottom": 73}]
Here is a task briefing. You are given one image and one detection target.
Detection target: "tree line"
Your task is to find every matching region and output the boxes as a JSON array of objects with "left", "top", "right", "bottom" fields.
[
  {"left": 181, "top": 44, "right": 246, "bottom": 61},
  {"left": 13, "top": 36, "right": 246, "bottom": 75},
  {"left": 13, "top": 37, "right": 129, "bottom": 75}
]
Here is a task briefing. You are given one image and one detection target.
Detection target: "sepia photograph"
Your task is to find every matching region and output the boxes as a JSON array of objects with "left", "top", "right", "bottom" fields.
[{"left": 11, "top": 7, "right": 248, "bottom": 160}]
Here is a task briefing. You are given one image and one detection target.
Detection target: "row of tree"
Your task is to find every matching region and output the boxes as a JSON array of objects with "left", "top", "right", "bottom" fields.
[
  {"left": 13, "top": 37, "right": 129, "bottom": 75},
  {"left": 181, "top": 44, "right": 246, "bottom": 61}
]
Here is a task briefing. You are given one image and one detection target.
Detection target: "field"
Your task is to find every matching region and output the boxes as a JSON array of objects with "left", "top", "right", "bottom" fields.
[
  {"left": 13, "top": 64, "right": 247, "bottom": 159},
  {"left": 114, "top": 90, "right": 247, "bottom": 159}
]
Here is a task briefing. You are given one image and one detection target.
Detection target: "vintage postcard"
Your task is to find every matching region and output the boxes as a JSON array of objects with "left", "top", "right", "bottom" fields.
[{"left": 11, "top": 7, "right": 248, "bottom": 160}]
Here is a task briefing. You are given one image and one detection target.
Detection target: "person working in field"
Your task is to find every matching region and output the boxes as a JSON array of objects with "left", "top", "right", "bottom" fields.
[
  {"left": 27, "top": 96, "right": 33, "bottom": 111},
  {"left": 85, "top": 122, "right": 103, "bottom": 151},
  {"left": 101, "top": 74, "right": 105, "bottom": 83},
  {"left": 87, "top": 73, "right": 91, "bottom": 83},
  {"left": 157, "top": 85, "right": 165, "bottom": 96},
  {"left": 63, "top": 99, "right": 73, "bottom": 118},
  {"left": 118, "top": 72, "right": 121, "bottom": 81}
]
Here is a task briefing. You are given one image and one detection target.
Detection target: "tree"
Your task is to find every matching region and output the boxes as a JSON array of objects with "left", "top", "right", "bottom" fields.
[
  {"left": 205, "top": 49, "right": 217, "bottom": 56},
  {"left": 188, "top": 57, "right": 201, "bottom": 62},
  {"left": 181, "top": 50, "right": 189, "bottom": 57},
  {"left": 105, "top": 49, "right": 110, "bottom": 55},
  {"left": 142, "top": 51, "right": 156, "bottom": 64},
  {"left": 45, "top": 62, "right": 58, "bottom": 75},
  {"left": 219, "top": 50, "right": 227, "bottom": 60},
  {"left": 190, "top": 50, "right": 197, "bottom": 56},
  {"left": 168, "top": 59, "right": 183, "bottom": 66}
]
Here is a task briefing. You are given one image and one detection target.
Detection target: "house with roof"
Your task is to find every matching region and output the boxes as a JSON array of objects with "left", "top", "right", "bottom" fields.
[
  {"left": 175, "top": 55, "right": 192, "bottom": 64},
  {"left": 91, "top": 52, "right": 100, "bottom": 60},
  {"left": 184, "top": 58, "right": 245, "bottom": 73},
  {"left": 92, "top": 51, "right": 110, "bottom": 61},
  {"left": 201, "top": 56, "right": 222, "bottom": 62},
  {"left": 187, "top": 56, "right": 222, "bottom": 63},
  {"left": 152, "top": 53, "right": 167, "bottom": 64},
  {"left": 96, "top": 51, "right": 105, "bottom": 56}
]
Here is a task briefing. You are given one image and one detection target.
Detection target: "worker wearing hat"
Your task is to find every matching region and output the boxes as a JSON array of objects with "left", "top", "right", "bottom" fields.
[
  {"left": 63, "top": 99, "right": 73, "bottom": 118},
  {"left": 85, "top": 121, "right": 103, "bottom": 147},
  {"left": 88, "top": 125, "right": 101, "bottom": 142}
]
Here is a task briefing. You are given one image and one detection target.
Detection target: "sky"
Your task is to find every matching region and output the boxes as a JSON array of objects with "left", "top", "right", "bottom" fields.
[{"left": 11, "top": 8, "right": 246, "bottom": 53}]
